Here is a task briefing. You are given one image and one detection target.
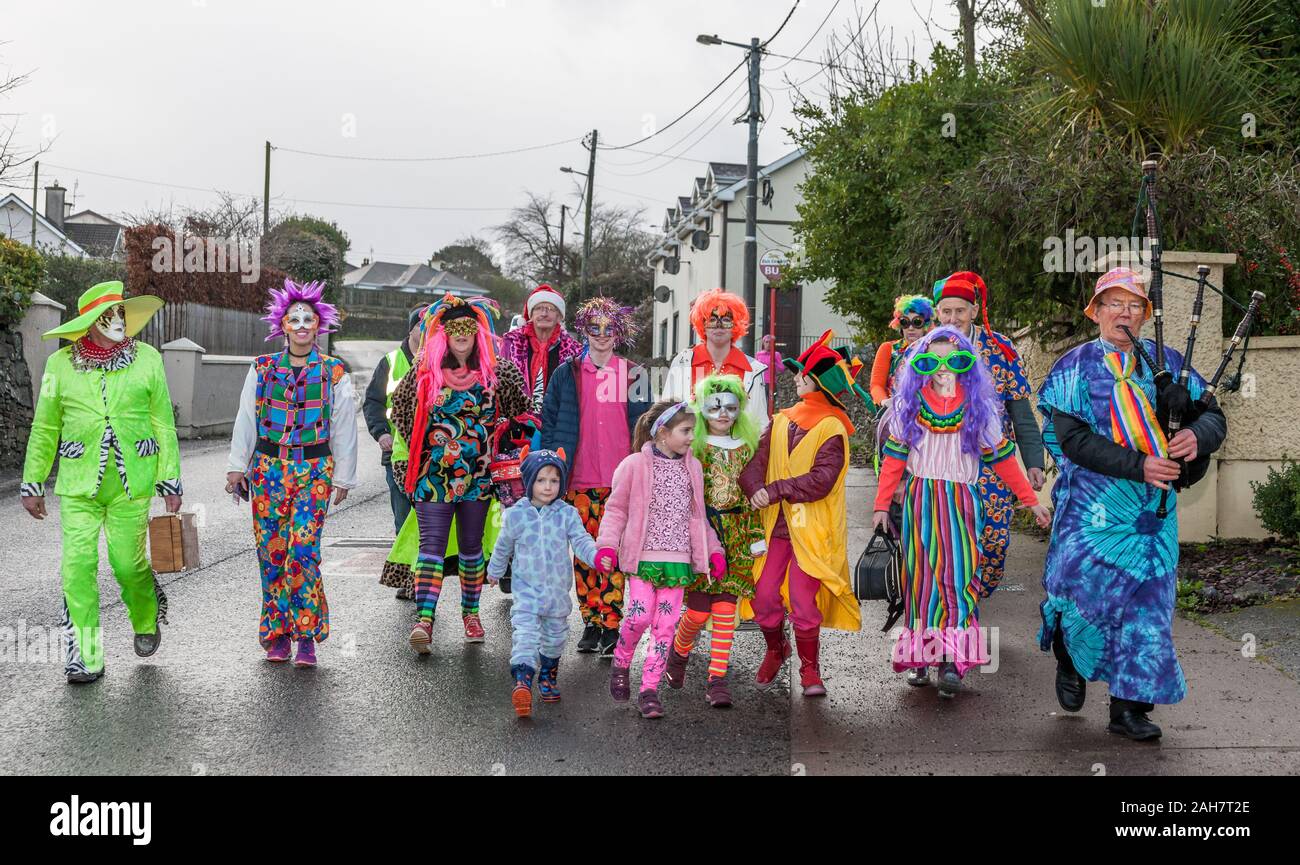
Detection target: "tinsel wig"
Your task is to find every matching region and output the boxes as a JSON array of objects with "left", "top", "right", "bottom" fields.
[
  {"left": 574, "top": 296, "right": 641, "bottom": 351},
  {"left": 416, "top": 292, "right": 501, "bottom": 394},
  {"left": 262, "top": 279, "right": 340, "bottom": 341},
  {"left": 889, "top": 294, "right": 933, "bottom": 329},
  {"left": 690, "top": 373, "right": 759, "bottom": 462},
  {"left": 689, "top": 288, "right": 749, "bottom": 343},
  {"left": 889, "top": 325, "right": 1001, "bottom": 458}
]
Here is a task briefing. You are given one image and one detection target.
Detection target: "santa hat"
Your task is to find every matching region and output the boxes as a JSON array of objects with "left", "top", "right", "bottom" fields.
[
  {"left": 933, "top": 270, "right": 1015, "bottom": 361},
  {"left": 526, "top": 284, "right": 566, "bottom": 320}
]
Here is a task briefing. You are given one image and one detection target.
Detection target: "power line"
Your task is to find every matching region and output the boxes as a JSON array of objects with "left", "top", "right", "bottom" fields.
[
  {"left": 766, "top": 0, "right": 845, "bottom": 72},
  {"left": 770, "top": 0, "right": 883, "bottom": 92},
  {"left": 272, "top": 136, "right": 580, "bottom": 163},
  {"left": 42, "top": 162, "right": 238, "bottom": 195},
  {"left": 282, "top": 196, "right": 513, "bottom": 213},
  {"left": 762, "top": 0, "right": 802, "bottom": 48},
  {"left": 601, "top": 92, "right": 748, "bottom": 178},
  {"left": 602, "top": 75, "right": 748, "bottom": 168},
  {"left": 598, "top": 57, "right": 748, "bottom": 152}
]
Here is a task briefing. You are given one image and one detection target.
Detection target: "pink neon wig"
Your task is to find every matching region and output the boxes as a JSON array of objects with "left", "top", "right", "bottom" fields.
[{"left": 262, "top": 278, "right": 340, "bottom": 342}]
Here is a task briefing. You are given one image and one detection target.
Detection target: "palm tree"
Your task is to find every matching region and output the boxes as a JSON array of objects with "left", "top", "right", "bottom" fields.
[{"left": 1021, "top": 0, "right": 1277, "bottom": 157}]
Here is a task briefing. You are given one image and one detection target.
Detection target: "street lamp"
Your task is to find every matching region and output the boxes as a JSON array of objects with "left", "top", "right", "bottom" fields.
[{"left": 699, "top": 33, "right": 762, "bottom": 354}]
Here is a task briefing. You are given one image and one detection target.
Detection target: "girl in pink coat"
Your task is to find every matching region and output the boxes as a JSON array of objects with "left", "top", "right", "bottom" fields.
[{"left": 595, "top": 398, "right": 726, "bottom": 719}]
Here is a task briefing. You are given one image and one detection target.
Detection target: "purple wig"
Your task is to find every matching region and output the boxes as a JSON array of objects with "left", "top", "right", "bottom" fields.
[
  {"left": 889, "top": 325, "right": 1001, "bottom": 457},
  {"left": 262, "top": 279, "right": 340, "bottom": 342},
  {"left": 574, "top": 296, "right": 641, "bottom": 351}
]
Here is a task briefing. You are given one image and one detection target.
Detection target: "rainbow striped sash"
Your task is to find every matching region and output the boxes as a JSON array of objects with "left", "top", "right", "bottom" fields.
[{"left": 1103, "top": 351, "right": 1167, "bottom": 457}]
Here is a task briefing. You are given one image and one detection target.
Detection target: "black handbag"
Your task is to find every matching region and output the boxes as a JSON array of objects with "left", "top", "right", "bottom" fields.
[{"left": 854, "top": 527, "right": 905, "bottom": 632}]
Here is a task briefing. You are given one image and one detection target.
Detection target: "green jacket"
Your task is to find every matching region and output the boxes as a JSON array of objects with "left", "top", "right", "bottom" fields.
[{"left": 23, "top": 342, "right": 182, "bottom": 500}]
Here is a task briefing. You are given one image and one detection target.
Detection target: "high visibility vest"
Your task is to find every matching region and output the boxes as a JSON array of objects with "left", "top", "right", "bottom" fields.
[{"left": 386, "top": 347, "right": 412, "bottom": 462}]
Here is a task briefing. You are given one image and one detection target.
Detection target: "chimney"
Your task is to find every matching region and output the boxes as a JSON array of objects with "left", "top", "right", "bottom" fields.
[{"left": 44, "top": 183, "right": 66, "bottom": 232}]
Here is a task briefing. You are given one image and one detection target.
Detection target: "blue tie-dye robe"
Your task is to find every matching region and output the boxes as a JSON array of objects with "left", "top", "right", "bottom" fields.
[{"left": 1036, "top": 337, "right": 1205, "bottom": 705}]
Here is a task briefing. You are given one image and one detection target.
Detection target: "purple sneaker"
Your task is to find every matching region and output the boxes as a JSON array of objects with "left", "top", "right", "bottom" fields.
[
  {"left": 265, "top": 636, "right": 292, "bottom": 663},
  {"left": 293, "top": 638, "right": 317, "bottom": 667},
  {"left": 609, "top": 664, "right": 631, "bottom": 703},
  {"left": 637, "top": 689, "right": 665, "bottom": 719}
]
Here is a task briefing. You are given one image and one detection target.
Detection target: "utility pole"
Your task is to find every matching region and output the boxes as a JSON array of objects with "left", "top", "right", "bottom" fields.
[
  {"left": 558, "top": 204, "right": 567, "bottom": 285},
  {"left": 742, "top": 37, "right": 761, "bottom": 355},
  {"left": 31, "top": 160, "right": 39, "bottom": 246},
  {"left": 580, "top": 128, "right": 597, "bottom": 299},
  {"left": 263, "top": 141, "right": 271, "bottom": 235}
]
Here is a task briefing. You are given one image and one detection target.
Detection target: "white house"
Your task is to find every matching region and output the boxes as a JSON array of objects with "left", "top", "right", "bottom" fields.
[
  {"left": 0, "top": 187, "right": 88, "bottom": 257},
  {"left": 646, "top": 148, "right": 854, "bottom": 361}
]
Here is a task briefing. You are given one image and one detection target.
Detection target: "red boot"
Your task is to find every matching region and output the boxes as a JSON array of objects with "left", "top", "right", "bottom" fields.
[
  {"left": 755, "top": 626, "right": 790, "bottom": 690},
  {"left": 794, "top": 628, "right": 826, "bottom": 697}
]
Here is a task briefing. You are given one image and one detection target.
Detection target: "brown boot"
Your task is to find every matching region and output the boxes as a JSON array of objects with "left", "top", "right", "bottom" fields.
[
  {"left": 664, "top": 649, "right": 689, "bottom": 689},
  {"left": 794, "top": 627, "right": 826, "bottom": 697}
]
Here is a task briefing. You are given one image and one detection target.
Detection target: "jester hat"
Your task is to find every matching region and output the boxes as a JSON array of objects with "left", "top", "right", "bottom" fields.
[{"left": 783, "top": 329, "right": 869, "bottom": 411}]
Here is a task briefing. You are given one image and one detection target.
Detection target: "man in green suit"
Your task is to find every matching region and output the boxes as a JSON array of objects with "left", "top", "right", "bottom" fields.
[{"left": 20, "top": 281, "right": 183, "bottom": 684}]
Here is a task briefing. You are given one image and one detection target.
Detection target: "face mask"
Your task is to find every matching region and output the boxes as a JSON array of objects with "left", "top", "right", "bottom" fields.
[
  {"left": 94, "top": 305, "right": 126, "bottom": 343},
  {"left": 702, "top": 391, "right": 740, "bottom": 424},
  {"left": 284, "top": 303, "right": 318, "bottom": 334}
]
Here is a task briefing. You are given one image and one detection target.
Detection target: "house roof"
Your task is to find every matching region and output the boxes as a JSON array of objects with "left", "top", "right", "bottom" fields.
[
  {"left": 63, "top": 222, "right": 123, "bottom": 257},
  {"left": 65, "top": 209, "right": 123, "bottom": 227},
  {"left": 716, "top": 148, "right": 805, "bottom": 202},
  {"left": 0, "top": 193, "right": 88, "bottom": 256},
  {"left": 343, "top": 259, "right": 489, "bottom": 295}
]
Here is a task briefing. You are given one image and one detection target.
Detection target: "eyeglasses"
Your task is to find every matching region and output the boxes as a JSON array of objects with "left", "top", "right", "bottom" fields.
[
  {"left": 1100, "top": 299, "right": 1148, "bottom": 314},
  {"left": 898, "top": 316, "right": 930, "bottom": 330},
  {"left": 909, "top": 350, "right": 977, "bottom": 375}
]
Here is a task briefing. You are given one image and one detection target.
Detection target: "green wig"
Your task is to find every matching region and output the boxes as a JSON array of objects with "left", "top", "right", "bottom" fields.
[{"left": 691, "top": 374, "right": 759, "bottom": 461}]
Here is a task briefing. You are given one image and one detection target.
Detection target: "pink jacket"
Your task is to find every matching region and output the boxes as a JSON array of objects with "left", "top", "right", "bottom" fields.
[{"left": 596, "top": 443, "right": 722, "bottom": 576}]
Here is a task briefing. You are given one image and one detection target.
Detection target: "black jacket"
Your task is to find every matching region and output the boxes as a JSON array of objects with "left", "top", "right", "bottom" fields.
[{"left": 1053, "top": 405, "right": 1226, "bottom": 481}]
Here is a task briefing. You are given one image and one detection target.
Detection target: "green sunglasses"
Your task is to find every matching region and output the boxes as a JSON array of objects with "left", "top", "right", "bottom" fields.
[{"left": 909, "top": 350, "right": 978, "bottom": 375}]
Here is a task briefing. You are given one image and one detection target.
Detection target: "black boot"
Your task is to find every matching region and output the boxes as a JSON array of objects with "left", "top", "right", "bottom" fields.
[
  {"left": 1052, "top": 627, "right": 1086, "bottom": 712},
  {"left": 1108, "top": 698, "right": 1161, "bottom": 741},
  {"left": 576, "top": 624, "right": 601, "bottom": 653},
  {"left": 598, "top": 626, "right": 619, "bottom": 657}
]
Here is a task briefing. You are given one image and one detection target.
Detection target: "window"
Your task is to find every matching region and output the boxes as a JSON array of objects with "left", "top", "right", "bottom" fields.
[
  {"left": 672, "top": 312, "right": 679, "bottom": 356},
  {"left": 659, "top": 319, "right": 668, "bottom": 359}
]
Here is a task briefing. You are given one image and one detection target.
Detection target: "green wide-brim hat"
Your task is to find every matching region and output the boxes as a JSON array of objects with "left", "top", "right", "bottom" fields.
[{"left": 43, "top": 281, "right": 164, "bottom": 341}]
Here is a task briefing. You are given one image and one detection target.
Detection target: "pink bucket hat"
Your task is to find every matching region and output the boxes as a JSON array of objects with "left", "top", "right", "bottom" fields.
[{"left": 1084, "top": 267, "right": 1153, "bottom": 322}]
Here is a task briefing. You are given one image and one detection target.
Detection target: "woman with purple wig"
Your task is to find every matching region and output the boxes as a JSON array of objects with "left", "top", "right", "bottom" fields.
[
  {"left": 872, "top": 326, "right": 1050, "bottom": 698},
  {"left": 226, "top": 279, "right": 358, "bottom": 667}
]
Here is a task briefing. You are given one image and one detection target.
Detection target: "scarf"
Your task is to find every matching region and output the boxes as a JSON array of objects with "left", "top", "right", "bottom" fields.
[
  {"left": 71, "top": 335, "right": 136, "bottom": 372},
  {"left": 525, "top": 322, "right": 559, "bottom": 400},
  {"left": 784, "top": 390, "right": 855, "bottom": 436},
  {"left": 1103, "top": 351, "right": 1168, "bottom": 456}
]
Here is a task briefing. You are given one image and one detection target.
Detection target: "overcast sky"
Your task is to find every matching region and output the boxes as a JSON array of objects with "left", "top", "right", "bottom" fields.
[{"left": 2, "top": 0, "right": 958, "bottom": 267}]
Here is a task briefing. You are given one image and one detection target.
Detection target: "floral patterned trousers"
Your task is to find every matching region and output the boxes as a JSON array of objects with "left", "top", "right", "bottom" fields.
[
  {"left": 249, "top": 451, "right": 333, "bottom": 645},
  {"left": 976, "top": 462, "right": 1014, "bottom": 597}
]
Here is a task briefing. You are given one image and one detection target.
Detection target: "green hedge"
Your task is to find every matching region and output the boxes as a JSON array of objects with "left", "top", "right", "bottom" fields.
[{"left": 0, "top": 236, "right": 44, "bottom": 328}]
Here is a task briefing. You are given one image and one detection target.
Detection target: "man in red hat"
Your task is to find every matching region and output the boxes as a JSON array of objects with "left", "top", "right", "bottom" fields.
[
  {"left": 933, "top": 271, "right": 1045, "bottom": 596},
  {"left": 498, "top": 284, "right": 583, "bottom": 411}
]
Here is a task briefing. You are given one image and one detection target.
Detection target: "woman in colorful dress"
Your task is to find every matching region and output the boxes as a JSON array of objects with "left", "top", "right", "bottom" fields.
[
  {"left": 390, "top": 293, "right": 530, "bottom": 652},
  {"left": 873, "top": 325, "right": 1050, "bottom": 697},
  {"left": 227, "top": 279, "right": 358, "bottom": 667},
  {"left": 664, "top": 374, "right": 764, "bottom": 707}
]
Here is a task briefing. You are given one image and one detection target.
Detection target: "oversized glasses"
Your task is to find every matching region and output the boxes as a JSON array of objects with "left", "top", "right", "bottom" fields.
[
  {"left": 909, "top": 350, "right": 977, "bottom": 375},
  {"left": 898, "top": 316, "right": 930, "bottom": 330}
]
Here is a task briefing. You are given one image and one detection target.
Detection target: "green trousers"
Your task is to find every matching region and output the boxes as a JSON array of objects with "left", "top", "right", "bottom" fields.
[{"left": 59, "top": 467, "right": 159, "bottom": 676}]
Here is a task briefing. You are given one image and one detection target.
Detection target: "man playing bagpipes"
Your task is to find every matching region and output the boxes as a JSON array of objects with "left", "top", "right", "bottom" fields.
[{"left": 1035, "top": 265, "right": 1237, "bottom": 741}]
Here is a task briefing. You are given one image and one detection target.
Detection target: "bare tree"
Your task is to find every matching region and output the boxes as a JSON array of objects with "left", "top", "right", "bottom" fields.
[{"left": 0, "top": 57, "right": 47, "bottom": 190}]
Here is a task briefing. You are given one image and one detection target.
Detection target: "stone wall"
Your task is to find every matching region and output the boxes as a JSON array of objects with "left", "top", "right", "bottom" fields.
[{"left": 0, "top": 329, "right": 34, "bottom": 472}]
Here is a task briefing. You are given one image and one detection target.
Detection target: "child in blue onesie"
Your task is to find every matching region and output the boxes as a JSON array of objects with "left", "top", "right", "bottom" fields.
[{"left": 488, "top": 448, "right": 598, "bottom": 718}]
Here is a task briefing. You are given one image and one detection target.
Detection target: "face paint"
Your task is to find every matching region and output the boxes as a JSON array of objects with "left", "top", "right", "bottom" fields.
[
  {"left": 284, "top": 303, "right": 319, "bottom": 334},
  {"left": 702, "top": 391, "right": 740, "bottom": 423},
  {"left": 94, "top": 304, "right": 126, "bottom": 343}
]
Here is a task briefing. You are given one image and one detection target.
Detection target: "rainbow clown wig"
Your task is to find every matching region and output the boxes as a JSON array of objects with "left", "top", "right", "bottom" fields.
[
  {"left": 415, "top": 292, "right": 501, "bottom": 394},
  {"left": 889, "top": 325, "right": 1001, "bottom": 458},
  {"left": 262, "top": 279, "right": 340, "bottom": 341},
  {"left": 574, "top": 296, "right": 641, "bottom": 351},
  {"left": 689, "top": 288, "right": 749, "bottom": 344},
  {"left": 890, "top": 294, "right": 933, "bottom": 329},
  {"left": 690, "top": 373, "right": 760, "bottom": 462}
]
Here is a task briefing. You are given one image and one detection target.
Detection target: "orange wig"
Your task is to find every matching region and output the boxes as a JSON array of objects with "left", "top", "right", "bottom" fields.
[{"left": 689, "top": 288, "right": 749, "bottom": 343}]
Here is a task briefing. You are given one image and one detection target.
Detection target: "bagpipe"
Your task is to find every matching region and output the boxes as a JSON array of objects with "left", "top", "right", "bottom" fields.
[{"left": 1123, "top": 158, "right": 1265, "bottom": 517}]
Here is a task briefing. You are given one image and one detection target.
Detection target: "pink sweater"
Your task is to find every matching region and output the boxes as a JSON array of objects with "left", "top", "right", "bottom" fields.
[{"left": 596, "top": 443, "right": 722, "bottom": 575}]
